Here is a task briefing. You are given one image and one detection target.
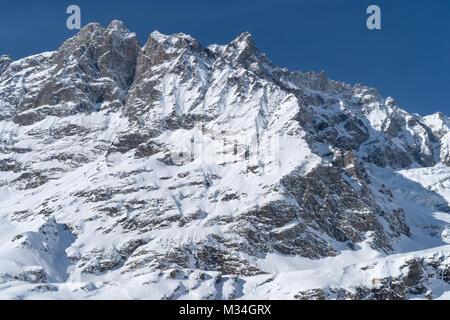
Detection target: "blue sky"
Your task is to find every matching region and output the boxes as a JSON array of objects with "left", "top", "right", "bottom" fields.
[{"left": 0, "top": 0, "right": 448, "bottom": 116}]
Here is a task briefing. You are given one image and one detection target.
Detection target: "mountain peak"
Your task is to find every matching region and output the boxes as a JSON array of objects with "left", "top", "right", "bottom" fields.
[
  {"left": 149, "top": 29, "right": 166, "bottom": 41},
  {"left": 232, "top": 31, "right": 255, "bottom": 46},
  {"left": 106, "top": 20, "right": 135, "bottom": 38},
  {"left": 149, "top": 30, "right": 196, "bottom": 43},
  {"left": 229, "top": 31, "right": 257, "bottom": 53},
  {"left": 219, "top": 31, "right": 260, "bottom": 66},
  {"left": 79, "top": 22, "right": 105, "bottom": 35},
  {"left": 107, "top": 19, "right": 126, "bottom": 30},
  {"left": 424, "top": 111, "right": 449, "bottom": 132}
]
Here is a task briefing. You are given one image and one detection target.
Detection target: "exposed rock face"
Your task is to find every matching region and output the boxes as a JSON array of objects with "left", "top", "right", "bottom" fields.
[
  {"left": 0, "top": 21, "right": 139, "bottom": 125},
  {"left": 0, "top": 55, "right": 12, "bottom": 75},
  {"left": 424, "top": 112, "right": 450, "bottom": 166},
  {"left": 0, "top": 21, "right": 449, "bottom": 299},
  {"left": 294, "top": 254, "right": 450, "bottom": 300}
]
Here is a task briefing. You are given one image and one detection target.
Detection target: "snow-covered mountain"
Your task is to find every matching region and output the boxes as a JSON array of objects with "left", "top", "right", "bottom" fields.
[{"left": 0, "top": 21, "right": 448, "bottom": 299}]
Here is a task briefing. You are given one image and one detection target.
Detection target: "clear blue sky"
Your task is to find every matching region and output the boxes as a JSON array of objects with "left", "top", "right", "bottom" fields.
[{"left": 0, "top": 0, "right": 448, "bottom": 116}]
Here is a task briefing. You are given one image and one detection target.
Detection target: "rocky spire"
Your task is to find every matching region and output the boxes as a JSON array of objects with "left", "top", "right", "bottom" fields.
[
  {"left": 221, "top": 31, "right": 259, "bottom": 66},
  {"left": 0, "top": 55, "right": 12, "bottom": 74}
]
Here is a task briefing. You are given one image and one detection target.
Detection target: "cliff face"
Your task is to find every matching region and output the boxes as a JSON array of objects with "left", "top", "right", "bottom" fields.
[{"left": 0, "top": 21, "right": 449, "bottom": 299}]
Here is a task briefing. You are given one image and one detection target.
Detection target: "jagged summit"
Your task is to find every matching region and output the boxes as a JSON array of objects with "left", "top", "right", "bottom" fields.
[
  {"left": 0, "top": 21, "right": 449, "bottom": 299},
  {"left": 228, "top": 31, "right": 257, "bottom": 52},
  {"left": 149, "top": 29, "right": 197, "bottom": 43},
  {"left": 107, "top": 19, "right": 129, "bottom": 31}
]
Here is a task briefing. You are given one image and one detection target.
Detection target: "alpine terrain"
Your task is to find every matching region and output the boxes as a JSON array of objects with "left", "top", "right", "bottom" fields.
[{"left": 0, "top": 21, "right": 449, "bottom": 299}]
